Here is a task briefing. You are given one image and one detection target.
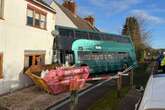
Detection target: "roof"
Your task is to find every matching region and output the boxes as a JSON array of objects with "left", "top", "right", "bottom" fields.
[
  {"left": 30, "top": 0, "right": 56, "bottom": 13},
  {"left": 52, "top": 0, "right": 99, "bottom": 31},
  {"left": 139, "top": 74, "right": 165, "bottom": 110},
  {"left": 36, "top": 0, "right": 51, "bottom": 7}
]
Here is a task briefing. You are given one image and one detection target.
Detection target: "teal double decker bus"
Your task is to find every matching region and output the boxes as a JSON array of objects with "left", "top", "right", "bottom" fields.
[
  {"left": 71, "top": 39, "right": 137, "bottom": 74},
  {"left": 54, "top": 26, "right": 137, "bottom": 74}
]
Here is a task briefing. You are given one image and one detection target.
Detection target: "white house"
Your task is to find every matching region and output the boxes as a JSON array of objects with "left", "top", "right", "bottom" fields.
[
  {"left": 50, "top": 0, "right": 77, "bottom": 28},
  {"left": 0, "top": 0, "right": 56, "bottom": 95}
]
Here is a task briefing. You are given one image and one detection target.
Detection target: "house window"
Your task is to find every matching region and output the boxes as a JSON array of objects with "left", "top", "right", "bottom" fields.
[
  {"left": 0, "top": 53, "right": 3, "bottom": 79},
  {"left": 27, "top": 8, "right": 34, "bottom": 26},
  {"left": 35, "top": 12, "right": 40, "bottom": 27},
  {"left": 27, "top": 5, "right": 47, "bottom": 29},
  {"left": 24, "top": 54, "right": 45, "bottom": 68},
  {"left": 0, "top": 0, "right": 4, "bottom": 19},
  {"left": 40, "top": 14, "right": 46, "bottom": 29}
]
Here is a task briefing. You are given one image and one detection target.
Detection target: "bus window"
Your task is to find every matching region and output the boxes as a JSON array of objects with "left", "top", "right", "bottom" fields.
[
  {"left": 99, "top": 54, "right": 104, "bottom": 60},
  {"left": 108, "top": 54, "right": 112, "bottom": 60},
  {"left": 78, "top": 51, "right": 91, "bottom": 61},
  {"left": 104, "top": 53, "right": 108, "bottom": 60},
  {"left": 76, "top": 31, "right": 88, "bottom": 39},
  {"left": 99, "top": 34, "right": 105, "bottom": 40},
  {"left": 59, "top": 29, "right": 74, "bottom": 37}
]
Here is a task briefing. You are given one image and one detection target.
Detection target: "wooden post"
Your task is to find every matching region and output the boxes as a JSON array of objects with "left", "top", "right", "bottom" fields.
[
  {"left": 70, "top": 90, "right": 78, "bottom": 110},
  {"left": 129, "top": 70, "right": 134, "bottom": 88},
  {"left": 117, "top": 73, "right": 122, "bottom": 98}
]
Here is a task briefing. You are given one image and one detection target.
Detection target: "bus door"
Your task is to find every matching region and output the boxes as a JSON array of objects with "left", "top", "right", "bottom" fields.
[
  {"left": 59, "top": 50, "right": 74, "bottom": 65},
  {"left": 65, "top": 51, "right": 74, "bottom": 66}
]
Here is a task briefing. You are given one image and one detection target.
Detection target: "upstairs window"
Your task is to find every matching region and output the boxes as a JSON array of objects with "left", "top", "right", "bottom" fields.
[
  {"left": 0, "top": 0, "right": 4, "bottom": 19},
  {"left": 27, "top": 8, "right": 34, "bottom": 26},
  {"left": 40, "top": 14, "right": 46, "bottom": 29},
  {"left": 27, "top": 5, "right": 47, "bottom": 29},
  {"left": 35, "top": 12, "right": 40, "bottom": 27}
]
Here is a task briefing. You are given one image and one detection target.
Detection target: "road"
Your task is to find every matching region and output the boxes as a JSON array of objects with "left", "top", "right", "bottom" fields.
[{"left": 49, "top": 80, "right": 116, "bottom": 110}]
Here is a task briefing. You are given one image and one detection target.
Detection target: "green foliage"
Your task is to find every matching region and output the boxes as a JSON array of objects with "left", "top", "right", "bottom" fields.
[
  {"left": 134, "top": 63, "right": 150, "bottom": 87},
  {"left": 88, "top": 87, "right": 129, "bottom": 110}
]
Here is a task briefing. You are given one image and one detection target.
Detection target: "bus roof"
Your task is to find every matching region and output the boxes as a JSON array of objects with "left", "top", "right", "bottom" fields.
[
  {"left": 139, "top": 74, "right": 165, "bottom": 110},
  {"left": 72, "top": 39, "right": 132, "bottom": 52}
]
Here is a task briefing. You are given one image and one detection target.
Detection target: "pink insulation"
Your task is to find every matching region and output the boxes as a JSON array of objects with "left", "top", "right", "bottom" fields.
[{"left": 43, "top": 66, "right": 89, "bottom": 94}]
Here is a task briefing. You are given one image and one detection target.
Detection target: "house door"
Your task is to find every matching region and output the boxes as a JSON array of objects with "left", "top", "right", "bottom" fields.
[{"left": 0, "top": 53, "right": 3, "bottom": 79}]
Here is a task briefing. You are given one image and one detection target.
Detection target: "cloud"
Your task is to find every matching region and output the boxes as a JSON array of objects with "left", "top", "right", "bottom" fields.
[
  {"left": 89, "top": 0, "right": 141, "bottom": 15},
  {"left": 78, "top": 6, "right": 94, "bottom": 17},
  {"left": 130, "top": 10, "right": 165, "bottom": 24}
]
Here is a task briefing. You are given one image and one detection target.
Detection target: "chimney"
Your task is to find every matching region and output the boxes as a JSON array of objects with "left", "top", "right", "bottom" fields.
[
  {"left": 84, "top": 16, "right": 95, "bottom": 26},
  {"left": 63, "top": 0, "right": 76, "bottom": 15}
]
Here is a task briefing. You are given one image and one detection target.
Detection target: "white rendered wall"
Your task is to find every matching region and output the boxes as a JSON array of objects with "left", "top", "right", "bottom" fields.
[
  {"left": 0, "top": 0, "right": 55, "bottom": 94},
  {"left": 50, "top": 2, "right": 77, "bottom": 28}
]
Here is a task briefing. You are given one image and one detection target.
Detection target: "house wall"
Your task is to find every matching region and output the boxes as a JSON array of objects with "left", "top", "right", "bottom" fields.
[
  {"left": 50, "top": 2, "right": 77, "bottom": 28},
  {"left": 0, "top": 0, "right": 55, "bottom": 94}
]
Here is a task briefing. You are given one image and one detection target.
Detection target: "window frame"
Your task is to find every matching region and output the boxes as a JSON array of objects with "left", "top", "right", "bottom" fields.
[
  {"left": 0, "top": 53, "right": 3, "bottom": 79},
  {"left": 24, "top": 53, "right": 45, "bottom": 68},
  {"left": 27, "top": 8, "right": 34, "bottom": 26},
  {"left": 26, "top": 4, "right": 47, "bottom": 30},
  {"left": 0, "top": 0, "right": 4, "bottom": 19}
]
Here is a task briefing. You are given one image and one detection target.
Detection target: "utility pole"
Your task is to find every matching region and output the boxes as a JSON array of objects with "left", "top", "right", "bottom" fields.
[{"left": 70, "top": 90, "right": 78, "bottom": 110}]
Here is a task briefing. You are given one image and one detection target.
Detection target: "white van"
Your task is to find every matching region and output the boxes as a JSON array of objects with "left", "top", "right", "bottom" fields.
[{"left": 137, "top": 73, "right": 165, "bottom": 110}]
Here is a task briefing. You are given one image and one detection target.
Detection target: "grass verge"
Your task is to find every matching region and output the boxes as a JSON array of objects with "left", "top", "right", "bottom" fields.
[
  {"left": 133, "top": 63, "right": 151, "bottom": 87},
  {"left": 88, "top": 86, "right": 129, "bottom": 110}
]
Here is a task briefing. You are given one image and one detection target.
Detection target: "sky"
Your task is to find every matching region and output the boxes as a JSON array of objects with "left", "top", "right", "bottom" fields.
[{"left": 54, "top": 0, "right": 165, "bottom": 49}]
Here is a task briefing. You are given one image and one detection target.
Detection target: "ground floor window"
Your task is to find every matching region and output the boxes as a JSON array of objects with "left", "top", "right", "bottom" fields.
[
  {"left": 24, "top": 51, "right": 45, "bottom": 68},
  {"left": 0, "top": 53, "right": 3, "bottom": 79}
]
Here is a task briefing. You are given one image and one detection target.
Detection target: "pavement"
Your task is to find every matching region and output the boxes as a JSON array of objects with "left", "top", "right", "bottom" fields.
[
  {"left": 0, "top": 83, "right": 92, "bottom": 110},
  {"left": 0, "top": 86, "right": 69, "bottom": 110}
]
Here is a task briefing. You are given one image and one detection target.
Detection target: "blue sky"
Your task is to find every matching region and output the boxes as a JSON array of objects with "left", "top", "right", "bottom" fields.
[{"left": 55, "top": 0, "right": 165, "bottom": 49}]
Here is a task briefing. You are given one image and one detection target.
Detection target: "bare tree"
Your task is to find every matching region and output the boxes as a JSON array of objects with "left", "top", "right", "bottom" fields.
[{"left": 136, "top": 17, "right": 152, "bottom": 48}]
